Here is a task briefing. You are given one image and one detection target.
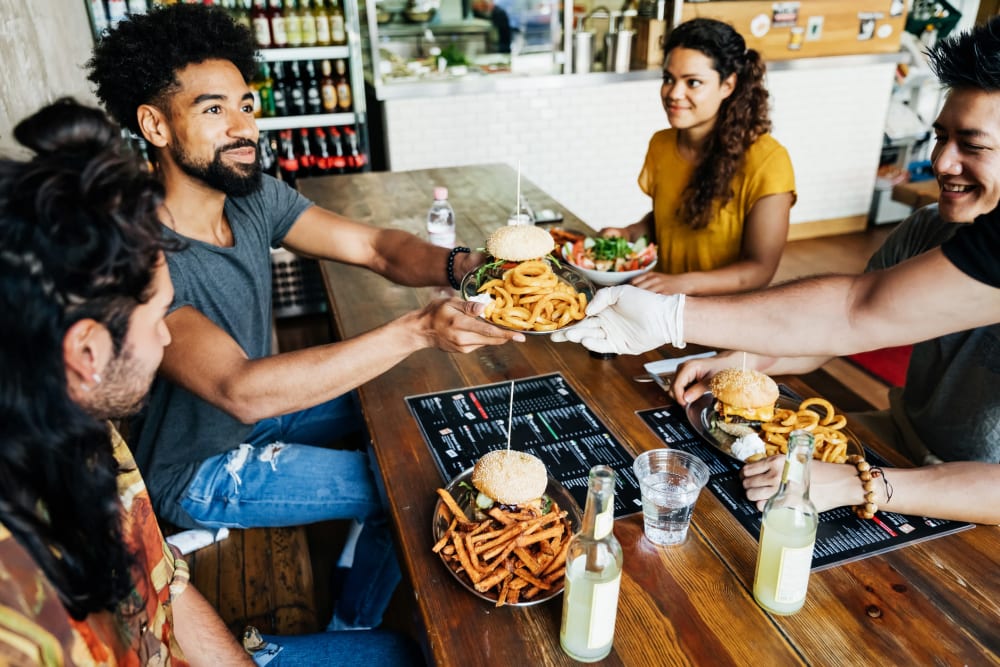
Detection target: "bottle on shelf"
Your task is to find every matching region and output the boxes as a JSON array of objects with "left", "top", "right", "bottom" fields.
[
  {"left": 313, "top": 0, "right": 332, "bottom": 46},
  {"left": 327, "top": 127, "right": 348, "bottom": 174},
  {"left": 334, "top": 59, "right": 352, "bottom": 111},
  {"left": 287, "top": 60, "right": 308, "bottom": 116},
  {"left": 250, "top": 61, "right": 276, "bottom": 118},
  {"left": 320, "top": 59, "right": 339, "bottom": 113},
  {"left": 230, "top": 0, "right": 253, "bottom": 33},
  {"left": 299, "top": 0, "right": 318, "bottom": 46},
  {"left": 328, "top": 0, "right": 347, "bottom": 45},
  {"left": 426, "top": 186, "right": 456, "bottom": 247},
  {"left": 303, "top": 60, "right": 323, "bottom": 115},
  {"left": 251, "top": 0, "right": 273, "bottom": 48},
  {"left": 127, "top": 0, "right": 148, "bottom": 16},
  {"left": 271, "top": 61, "right": 290, "bottom": 117},
  {"left": 312, "top": 127, "right": 333, "bottom": 176},
  {"left": 259, "top": 131, "right": 279, "bottom": 178},
  {"left": 560, "top": 465, "right": 622, "bottom": 662},
  {"left": 284, "top": 0, "right": 303, "bottom": 47},
  {"left": 88, "top": 0, "right": 110, "bottom": 35},
  {"left": 342, "top": 126, "right": 365, "bottom": 171},
  {"left": 267, "top": 0, "right": 289, "bottom": 48},
  {"left": 107, "top": 0, "right": 129, "bottom": 28},
  {"left": 277, "top": 129, "right": 299, "bottom": 188},
  {"left": 753, "top": 429, "right": 818, "bottom": 616},
  {"left": 297, "top": 127, "right": 317, "bottom": 175}
]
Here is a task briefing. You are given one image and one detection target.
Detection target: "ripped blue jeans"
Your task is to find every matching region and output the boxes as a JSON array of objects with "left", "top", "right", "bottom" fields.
[{"left": 178, "top": 394, "right": 401, "bottom": 629}]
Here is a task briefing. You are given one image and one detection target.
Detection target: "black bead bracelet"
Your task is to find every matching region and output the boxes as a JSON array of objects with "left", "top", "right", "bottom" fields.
[{"left": 446, "top": 246, "right": 471, "bottom": 291}]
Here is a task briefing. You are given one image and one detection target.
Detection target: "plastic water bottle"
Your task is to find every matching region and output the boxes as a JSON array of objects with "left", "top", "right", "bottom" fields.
[{"left": 427, "top": 186, "right": 456, "bottom": 247}]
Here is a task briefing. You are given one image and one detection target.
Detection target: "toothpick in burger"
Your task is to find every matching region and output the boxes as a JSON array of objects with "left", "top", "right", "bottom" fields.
[{"left": 709, "top": 368, "right": 779, "bottom": 438}]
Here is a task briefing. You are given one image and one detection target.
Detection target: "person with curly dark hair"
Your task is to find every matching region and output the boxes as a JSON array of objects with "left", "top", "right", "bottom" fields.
[
  {"left": 86, "top": 3, "right": 520, "bottom": 641},
  {"left": 0, "top": 97, "right": 241, "bottom": 664},
  {"left": 0, "top": 98, "right": 422, "bottom": 666},
  {"left": 601, "top": 18, "right": 796, "bottom": 296}
]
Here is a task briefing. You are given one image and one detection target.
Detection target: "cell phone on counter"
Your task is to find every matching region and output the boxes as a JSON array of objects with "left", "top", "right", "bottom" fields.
[{"left": 534, "top": 209, "right": 564, "bottom": 224}]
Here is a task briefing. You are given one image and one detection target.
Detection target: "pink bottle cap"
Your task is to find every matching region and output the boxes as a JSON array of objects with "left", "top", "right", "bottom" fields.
[{"left": 434, "top": 186, "right": 448, "bottom": 200}]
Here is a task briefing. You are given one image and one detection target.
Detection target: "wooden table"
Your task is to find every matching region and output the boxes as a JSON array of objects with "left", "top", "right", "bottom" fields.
[{"left": 299, "top": 165, "right": 1000, "bottom": 666}]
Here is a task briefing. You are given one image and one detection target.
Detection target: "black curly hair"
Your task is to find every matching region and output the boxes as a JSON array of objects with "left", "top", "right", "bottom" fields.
[
  {"left": 0, "top": 98, "right": 167, "bottom": 619},
  {"left": 663, "top": 18, "right": 772, "bottom": 230},
  {"left": 927, "top": 15, "right": 1000, "bottom": 92},
  {"left": 87, "top": 3, "right": 257, "bottom": 136}
]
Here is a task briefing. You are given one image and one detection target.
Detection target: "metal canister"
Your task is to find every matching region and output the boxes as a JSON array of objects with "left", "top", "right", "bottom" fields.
[
  {"left": 605, "top": 29, "right": 635, "bottom": 73},
  {"left": 573, "top": 31, "right": 595, "bottom": 73}
]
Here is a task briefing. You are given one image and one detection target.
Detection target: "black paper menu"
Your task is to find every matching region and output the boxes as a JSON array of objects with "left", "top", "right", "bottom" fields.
[
  {"left": 637, "top": 404, "right": 974, "bottom": 571},
  {"left": 405, "top": 373, "right": 641, "bottom": 518}
]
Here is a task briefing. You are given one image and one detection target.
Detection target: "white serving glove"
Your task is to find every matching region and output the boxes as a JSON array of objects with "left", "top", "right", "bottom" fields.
[{"left": 551, "top": 285, "right": 686, "bottom": 354}]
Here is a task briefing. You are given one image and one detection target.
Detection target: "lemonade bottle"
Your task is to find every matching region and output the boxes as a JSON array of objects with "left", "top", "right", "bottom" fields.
[
  {"left": 560, "top": 465, "right": 622, "bottom": 662},
  {"left": 753, "top": 430, "right": 818, "bottom": 615}
]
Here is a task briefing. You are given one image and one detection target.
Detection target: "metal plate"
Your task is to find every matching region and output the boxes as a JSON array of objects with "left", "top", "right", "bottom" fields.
[
  {"left": 684, "top": 392, "right": 864, "bottom": 462},
  {"left": 431, "top": 467, "right": 582, "bottom": 606},
  {"left": 460, "top": 260, "right": 595, "bottom": 336}
]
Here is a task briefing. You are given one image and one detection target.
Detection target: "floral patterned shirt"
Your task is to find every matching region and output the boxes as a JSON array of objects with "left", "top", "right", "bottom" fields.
[{"left": 0, "top": 425, "right": 190, "bottom": 665}]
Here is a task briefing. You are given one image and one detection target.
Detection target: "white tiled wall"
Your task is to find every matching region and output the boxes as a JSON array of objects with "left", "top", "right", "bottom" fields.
[{"left": 382, "top": 61, "right": 896, "bottom": 231}]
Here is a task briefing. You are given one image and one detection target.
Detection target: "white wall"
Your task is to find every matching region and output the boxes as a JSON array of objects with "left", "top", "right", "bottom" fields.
[
  {"left": 0, "top": 0, "right": 98, "bottom": 156},
  {"left": 382, "top": 62, "right": 896, "bottom": 230}
]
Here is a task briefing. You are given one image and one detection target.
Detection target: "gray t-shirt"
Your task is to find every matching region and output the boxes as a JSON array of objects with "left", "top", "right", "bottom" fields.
[
  {"left": 132, "top": 175, "right": 311, "bottom": 527},
  {"left": 865, "top": 204, "right": 1000, "bottom": 463}
]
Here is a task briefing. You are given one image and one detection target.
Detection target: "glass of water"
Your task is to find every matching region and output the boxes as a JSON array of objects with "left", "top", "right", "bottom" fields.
[{"left": 633, "top": 449, "right": 710, "bottom": 546}]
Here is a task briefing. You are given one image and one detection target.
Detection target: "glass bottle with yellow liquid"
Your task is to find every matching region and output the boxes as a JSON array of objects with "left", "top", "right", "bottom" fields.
[
  {"left": 560, "top": 465, "right": 622, "bottom": 662},
  {"left": 753, "top": 429, "right": 818, "bottom": 615}
]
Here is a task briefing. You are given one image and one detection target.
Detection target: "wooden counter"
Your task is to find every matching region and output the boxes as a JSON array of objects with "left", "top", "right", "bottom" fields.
[{"left": 298, "top": 164, "right": 1000, "bottom": 666}]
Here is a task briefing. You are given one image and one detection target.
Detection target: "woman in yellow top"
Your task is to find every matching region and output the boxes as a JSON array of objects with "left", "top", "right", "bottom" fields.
[{"left": 602, "top": 18, "right": 796, "bottom": 296}]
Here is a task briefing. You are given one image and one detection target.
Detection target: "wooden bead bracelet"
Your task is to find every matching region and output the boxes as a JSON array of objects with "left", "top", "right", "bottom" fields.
[{"left": 846, "top": 454, "right": 893, "bottom": 519}]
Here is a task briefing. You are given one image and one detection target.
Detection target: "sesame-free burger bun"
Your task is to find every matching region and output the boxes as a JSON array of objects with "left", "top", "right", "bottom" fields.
[
  {"left": 471, "top": 449, "right": 547, "bottom": 505},
  {"left": 709, "top": 368, "right": 779, "bottom": 409},
  {"left": 486, "top": 225, "right": 555, "bottom": 262}
]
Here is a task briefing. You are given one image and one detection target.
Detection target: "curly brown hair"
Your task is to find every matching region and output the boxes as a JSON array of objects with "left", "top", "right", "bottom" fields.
[{"left": 664, "top": 19, "right": 772, "bottom": 230}]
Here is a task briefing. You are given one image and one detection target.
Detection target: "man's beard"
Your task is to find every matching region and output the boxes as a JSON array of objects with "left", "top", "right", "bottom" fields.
[
  {"left": 172, "top": 139, "right": 263, "bottom": 197},
  {"left": 87, "top": 344, "right": 157, "bottom": 420}
]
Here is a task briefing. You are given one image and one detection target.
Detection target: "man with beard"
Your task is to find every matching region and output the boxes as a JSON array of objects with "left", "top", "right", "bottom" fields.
[
  {"left": 0, "top": 98, "right": 419, "bottom": 665},
  {"left": 87, "top": 3, "right": 522, "bottom": 633}
]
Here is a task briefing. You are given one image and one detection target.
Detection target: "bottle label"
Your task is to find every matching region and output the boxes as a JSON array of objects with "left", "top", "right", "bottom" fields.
[
  {"left": 782, "top": 458, "right": 804, "bottom": 485},
  {"left": 316, "top": 16, "right": 332, "bottom": 44},
  {"left": 301, "top": 16, "right": 318, "bottom": 45},
  {"left": 253, "top": 18, "right": 271, "bottom": 46},
  {"left": 331, "top": 15, "right": 346, "bottom": 42},
  {"left": 271, "top": 17, "right": 288, "bottom": 45},
  {"left": 563, "top": 558, "right": 621, "bottom": 650},
  {"left": 594, "top": 509, "right": 613, "bottom": 541},
  {"left": 774, "top": 544, "right": 814, "bottom": 604},
  {"left": 336, "top": 82, "right": 352, "bottom": 110}
]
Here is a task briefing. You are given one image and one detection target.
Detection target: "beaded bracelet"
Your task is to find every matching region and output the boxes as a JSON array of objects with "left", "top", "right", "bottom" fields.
[
  {"left": 846, "top": 454, "right": 893, "bottom": 519},
  {"left": 446, "top": 246, "right": 471, "bottom": 291}
]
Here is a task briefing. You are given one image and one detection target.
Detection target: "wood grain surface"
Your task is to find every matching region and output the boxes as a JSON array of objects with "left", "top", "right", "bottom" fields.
[{"left": 298, "top": 165, "right": 1000, "bottom": 666}]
